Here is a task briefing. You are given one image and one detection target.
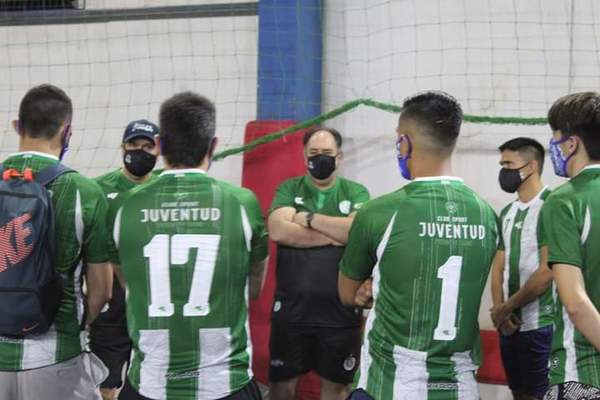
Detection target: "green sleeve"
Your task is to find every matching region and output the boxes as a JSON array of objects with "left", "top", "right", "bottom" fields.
[
  {"left": 339, "top": 207, "right": 377, "bottom": 281},
  {"left": 351, "top": 183, "right": 370, "bottom": 212},
  {"left": 82, "top": 182, "right": 110, "bottom": 264},
  {"left": 537, "top": 209, "right": 547, "bottom": 248},
  {"left": 542, "top": 195, "right": 583, "bottom": 269},
  {"left": 240, "top": 190, "right": 269, "bottom": 263},
  {"left": 269, "top": 179, "right": 295, "bottom": 213}
]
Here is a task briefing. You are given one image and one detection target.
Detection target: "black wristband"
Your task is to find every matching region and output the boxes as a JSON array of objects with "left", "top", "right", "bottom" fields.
[{"left": 306, "top": 212, "right": 315, "bottom": 229}]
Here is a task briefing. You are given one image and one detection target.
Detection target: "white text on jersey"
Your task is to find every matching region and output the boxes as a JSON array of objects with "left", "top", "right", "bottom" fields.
[
  {"left": 140, "top": 207, "right": 221, "bottom": 223},
  {"left": 418, "top": 222, "right": 486, "bottom": 240}
]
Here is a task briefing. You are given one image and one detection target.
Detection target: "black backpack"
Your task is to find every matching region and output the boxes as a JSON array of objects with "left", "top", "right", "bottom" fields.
[{"left": 0, "top": 163, "right": 72, "bottom": 337}]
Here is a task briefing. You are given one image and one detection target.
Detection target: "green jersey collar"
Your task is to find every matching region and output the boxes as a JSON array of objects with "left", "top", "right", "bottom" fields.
[
  {"left": 305, "top": 175, "right": 339, "bottom": 193},
  {"left": 7, "top": 151, "right": 59, "bottom": 161},
  {"left": 579, "top": 164, "right": 600, "bottom": 174},
  {"left": 160, "top": 168, "right": 207, "bottom": 176},
  {"left": 515, "top": 186, "right": 549, "bottom": 209}
]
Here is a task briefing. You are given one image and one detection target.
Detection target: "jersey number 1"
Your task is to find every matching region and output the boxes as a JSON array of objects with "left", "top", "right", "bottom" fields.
[
  {"left": 433, "top": 256, "right": 463, "bottom": 341},
  {"left": 143, "top": 234, "right": 221, "bottom": 318}
]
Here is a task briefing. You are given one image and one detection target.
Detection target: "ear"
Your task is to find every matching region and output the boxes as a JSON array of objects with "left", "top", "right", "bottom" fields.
[
  {"left": 208, "top": 136, "right": 219, "bottom": 158},
  {"left": 12, "top": 120, "right": 20, "bottom": 134},
  {"left": 154, "top": 135, "right": 162, "bottom": 156}
]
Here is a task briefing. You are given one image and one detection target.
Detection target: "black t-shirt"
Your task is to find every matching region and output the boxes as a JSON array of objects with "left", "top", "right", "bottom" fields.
[{"left": 270, "top": 176, "right": 370, "bottom": 327}]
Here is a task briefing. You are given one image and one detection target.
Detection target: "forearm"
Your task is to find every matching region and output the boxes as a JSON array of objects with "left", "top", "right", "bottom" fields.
[
  {"left": 270, "top": 220, "right": 334, "bottom": 248},
  {"left": 490, "top": 251, "right": 505, "bottom": 306},
  {"left": 249, "top": 259, "right": 268, "bottom": 299},
  {"left": 504, "top": 267, "right": 552, "bottom": 313},
  {"left": 554, "top": 264, "right": 600, "bottom": 352},
  {"left": 491, "top": 274, "right": 504, "bottom": 306},
  {"left": 85, "top": 262, "right": 113, "bottom": 325},
  {"left": 310, "top": 214, "right": 353, "bottom": 244},
  {"left": 566, "top": 299, "right": 600, "bottom": 351},
  {"left": 338, "top": 272, "right": 364, "bottom": 307}
]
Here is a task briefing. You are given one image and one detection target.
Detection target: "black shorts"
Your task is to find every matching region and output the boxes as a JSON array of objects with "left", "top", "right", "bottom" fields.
[
  {"left": 500, "top": 325, "right": 552, "bottom": 399},
  {"left": 118, "top": 379, "right": 263, "bottom": 400},
  {"left": 89, "top": 325, "right": 132, "bottom": 389},
  {"left": 269, "top": 323, "right": 361, "bottom": 384}
]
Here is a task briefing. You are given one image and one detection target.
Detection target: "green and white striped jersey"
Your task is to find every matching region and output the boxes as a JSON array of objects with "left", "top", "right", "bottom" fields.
[
  {"left": 541, "top": 165, "right": 600, "bottom": 387},
  {"left": 499, "top": 187, "right": 554, "bottom": 332},
  {"left": 340, "top": 177, "right": 499, "bottom": 400},
  {"left": 112, "top": 169, "right": 268, "bottom": 400},
  {"left": 0, "top": 152, "right": 110, "bottom": 371}
]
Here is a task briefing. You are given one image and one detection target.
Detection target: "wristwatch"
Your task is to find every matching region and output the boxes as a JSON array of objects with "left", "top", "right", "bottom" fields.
[{"left": 305, "top": 212, "right": 315, "bottom": 229}]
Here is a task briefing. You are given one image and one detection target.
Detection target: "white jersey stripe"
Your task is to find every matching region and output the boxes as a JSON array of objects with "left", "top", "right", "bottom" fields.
[
  {"left": 562, "top": 306, "right": 579, "bottom": 382},
  {"left": 138, "top": 329, "right": 170, "bottom": 400},
  {"left": 113, "top": 207, "right": 123, "bottom": 248},
  {"left": 240, "top": 206, "right": 253, "bottom": 252},
  {"left": 197, "top": 328, "right": 232, "bottom": 399},
  {"left": 75, "top": 190, "right": 83, "bottom": 246},
  {"left": 581, "top": 206, "right": 591, "bottom": 243},
  {"left": 452, "top": 351, "right": 479, "bottom": 400},
  {"left": 502, "top": 206, "right": 518, "bottom": 300},
  {"left": 519, "top": 199, "right": 543, "bottom": 331},
  {"left": 391, "top": 345, "right": 428, "bottom": 399},
  {"left": 74, "top": 261, "right": 85, "bottom": 325},
  {"left": 359, "top": 213, "right": 396, "bottom": 394},
  {"left": 21, "top": 327, "right": 58, "bottom": 370},
  {"left": 244, "top": 282, "right": 254, "bottom": 381}
]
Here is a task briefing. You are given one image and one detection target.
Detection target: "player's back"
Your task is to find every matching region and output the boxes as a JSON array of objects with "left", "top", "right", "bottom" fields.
[
  {"left": 543, "top": 165, "right": 600, "bottom": 387},
  {"left": 115, "top": 169, "right": 258, "bottom": 400},
  {"left": 362, "top": 177, "right": 498, "bottom": 374}
]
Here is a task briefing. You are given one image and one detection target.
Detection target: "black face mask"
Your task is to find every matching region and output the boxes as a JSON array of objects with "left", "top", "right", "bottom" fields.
[
  {"left": 124, "top": 149, "right": 157, "bottom": 177},
  {"left": 498, "top": 165, "right": 530, "bottom": 193},
  {"left": 307, "top": 154, "right": 337, "bottom": 180}
]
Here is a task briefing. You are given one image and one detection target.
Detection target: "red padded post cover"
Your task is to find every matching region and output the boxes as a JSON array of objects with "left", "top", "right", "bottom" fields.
[
  {"left": 477, "top": 330, "right": 508, "bottom": 385},
  {"left": 242, "top": 120, "right": 320, "bottom": 400}
]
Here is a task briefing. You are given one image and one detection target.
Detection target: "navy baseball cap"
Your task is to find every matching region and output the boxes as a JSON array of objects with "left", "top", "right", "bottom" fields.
[{"left": 122, "top": 119, "right": 159, "bottom": 144}]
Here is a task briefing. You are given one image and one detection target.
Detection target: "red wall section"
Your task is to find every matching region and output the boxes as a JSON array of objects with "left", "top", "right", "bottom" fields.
[{"left": 242, "top": 120, "right": 320, "bottom": 399}]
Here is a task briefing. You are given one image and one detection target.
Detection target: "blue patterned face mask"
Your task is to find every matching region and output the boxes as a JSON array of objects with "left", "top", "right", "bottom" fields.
[
  {"left": 549, "top": 137, "right": 574, "bottom": 178},
  {"left": 396, "top": 135, "right": 413, "bottom": 180}
]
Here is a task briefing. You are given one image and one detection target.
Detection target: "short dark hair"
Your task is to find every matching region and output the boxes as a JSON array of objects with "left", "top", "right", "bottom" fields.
[
  {"left": 303, "top": 126, "right": 343, "bottom": 149},
  {"left": 18, "top": 84, "right": 72, "bottom": 140},
  {"left": 498, "top": 137, "right": 545, "bottom": 173},
  {"left": 159, "top": 92, "right": 216, "bottom": 168},
  {"left": 548, "top": 92, "right": 600, "bottom": 160},
  {"left": 400, "top": 90, "right": 463, "bottom": 153}
]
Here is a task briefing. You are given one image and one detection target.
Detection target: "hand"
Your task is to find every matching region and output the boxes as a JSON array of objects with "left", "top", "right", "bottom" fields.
[
  {"left": 490, "top": 303, "right": 511, "bottom": 328},
  {"left": 331, "top": 239, "right": 344, "bottom": 247},
  {"left": 293, "top": 212, "right": 309, "bottom": 228},
  {"left": 354, "top": 279, "right": 373, "bottom": 309},
  {"left": 498, "top": 318, "right": 520, "bottom": 336}
]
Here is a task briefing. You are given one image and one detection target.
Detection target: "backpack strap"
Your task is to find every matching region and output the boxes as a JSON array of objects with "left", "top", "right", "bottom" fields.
[{"left": 35, "top": 164, "right": 74, "bottom": 186}]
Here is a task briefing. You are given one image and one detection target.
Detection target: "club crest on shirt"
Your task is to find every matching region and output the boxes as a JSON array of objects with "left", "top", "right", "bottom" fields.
[
  {"left": 514, "top": 221, "right": 523, "bottom": 230},
  {"left": 445, "top": 201, "right": 458, "bottom": 214},
  {"left": 339, "top": 200, "right": 351, "bottom": 214}
]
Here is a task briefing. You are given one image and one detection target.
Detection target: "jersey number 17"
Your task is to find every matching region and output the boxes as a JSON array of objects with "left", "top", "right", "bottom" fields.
[{"left": 143, "top": 234, "right": 221, "bottom": 318}]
